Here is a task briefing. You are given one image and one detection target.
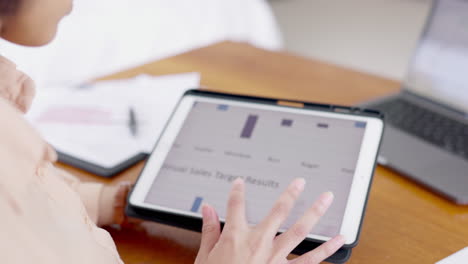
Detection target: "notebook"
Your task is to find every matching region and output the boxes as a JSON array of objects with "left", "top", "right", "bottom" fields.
[{"left": 27, "top": 73, "right": 200, "bottom": 177}]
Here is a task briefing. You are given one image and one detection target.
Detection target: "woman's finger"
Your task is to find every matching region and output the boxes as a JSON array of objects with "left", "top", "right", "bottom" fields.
[
  {"left": 273, "top": 192, "right": 334, "bottom": 257},
  {"left": 224, "top": 178, "right": 247, "bottom": 230},
  {"left": 289, "top": 235, "right": 345, "bottom": 264},
  {"left": 257, "top": 178, "right": 305, "bottom": 238},
  {"left": 196, "top": 204, "right": 221, "bottom": 262}
]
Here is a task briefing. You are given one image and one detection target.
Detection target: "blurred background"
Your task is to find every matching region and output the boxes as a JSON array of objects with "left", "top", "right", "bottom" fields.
[
  {"left": 271, "top": 0, "right": 432, "bottom": 80},
  {"left": 0, "top": 0, "right": 433, "bottom": 88}
]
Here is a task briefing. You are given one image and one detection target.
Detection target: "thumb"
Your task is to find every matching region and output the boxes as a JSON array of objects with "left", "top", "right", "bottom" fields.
[{"left": 196, "top": 204, "right": 221, "bottom": 262}]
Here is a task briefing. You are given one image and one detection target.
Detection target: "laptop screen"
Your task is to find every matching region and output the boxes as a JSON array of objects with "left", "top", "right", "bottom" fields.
[{"left": 404, "top": 0, "right": 468, "bottom": 114}]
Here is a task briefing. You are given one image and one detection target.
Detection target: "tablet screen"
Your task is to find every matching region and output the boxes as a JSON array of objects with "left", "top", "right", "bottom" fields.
[{"left": 143, "top": 99, "right": 368, "bottom": 239}]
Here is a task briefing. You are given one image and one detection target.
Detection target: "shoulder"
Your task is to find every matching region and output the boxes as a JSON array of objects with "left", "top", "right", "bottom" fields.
[{"left": 0, "top": 98, "right": 47, "bottom": 186}]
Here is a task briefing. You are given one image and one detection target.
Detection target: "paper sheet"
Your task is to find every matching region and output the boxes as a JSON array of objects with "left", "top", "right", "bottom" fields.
[
  {"left": 27, "top": 72, "right": 200, "bottom": 168},
  {"left": 436, "top": 247, "right": 468, "bottom": 264}
]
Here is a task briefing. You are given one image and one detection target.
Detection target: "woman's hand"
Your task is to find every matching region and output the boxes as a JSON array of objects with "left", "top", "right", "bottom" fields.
[{"left": 195, "top": 178, "right": 345, "bottom": 264}]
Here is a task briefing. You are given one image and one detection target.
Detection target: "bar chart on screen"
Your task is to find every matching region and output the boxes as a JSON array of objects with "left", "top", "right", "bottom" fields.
[{"left": 145, "top": 100, "right": 368, "bottom": 237}]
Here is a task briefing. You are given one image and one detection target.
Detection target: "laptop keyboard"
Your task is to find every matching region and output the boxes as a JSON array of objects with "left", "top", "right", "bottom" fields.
[{"left": 371, "top": 98, "right": 468, "bottom": 160}]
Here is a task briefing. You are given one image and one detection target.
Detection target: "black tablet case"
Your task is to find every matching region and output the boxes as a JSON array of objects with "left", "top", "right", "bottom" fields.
[
  {"left": 126, "top": 203, "right": 352, "bottom": 263},
  {"left": 126, "top": 90, "right": 384, "bottom": 263},
  {"left": 58, "top": 151, "right": 148, "bottom": 178}
]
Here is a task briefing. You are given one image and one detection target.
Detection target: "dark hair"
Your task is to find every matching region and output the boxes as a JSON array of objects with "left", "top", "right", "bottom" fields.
[{"left": 0, "top": 0, "right": 20, "bottom": 15}]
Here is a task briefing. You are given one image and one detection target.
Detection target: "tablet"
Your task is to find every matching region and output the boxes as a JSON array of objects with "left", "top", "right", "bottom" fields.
[{"left": 129, "top": 90, "right": 384, "bottom": 247}]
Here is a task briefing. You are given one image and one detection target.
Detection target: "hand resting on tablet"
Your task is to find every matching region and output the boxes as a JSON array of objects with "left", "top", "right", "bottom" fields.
[{"left": 195, "top": 178, "right": 345, "bottom": 264}]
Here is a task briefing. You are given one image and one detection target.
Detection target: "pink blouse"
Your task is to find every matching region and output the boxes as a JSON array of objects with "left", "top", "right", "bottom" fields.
[{"left": 0, "top": 56, "right": 125, "bottom": 263}]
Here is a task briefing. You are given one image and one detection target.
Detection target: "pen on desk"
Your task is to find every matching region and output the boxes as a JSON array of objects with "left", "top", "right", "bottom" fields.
[{"left": 128, "top": 107, "right": 138, "bottom": 137}]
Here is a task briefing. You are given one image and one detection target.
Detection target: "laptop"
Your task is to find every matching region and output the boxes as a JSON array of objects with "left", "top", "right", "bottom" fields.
[{"left": 362, "top": 0, "right": 468, "bottom": 205}]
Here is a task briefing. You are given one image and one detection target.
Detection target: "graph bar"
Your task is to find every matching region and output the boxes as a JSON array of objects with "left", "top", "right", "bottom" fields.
[
  {"left": 190, "top": 196, "right": 203, "bottom": 213},
  {"left": 317, "top": 123, "right": 329, "bottom": 129},
  {"left": 241, "top": 115, "right": 258, "bottom": 138},
  {"left": 217, "top": 104, "right": 229, "bottom": 111},
  {"left": 355, "top": 121, "right": 367, "bottom": 128},
  {"left": 281, "top": 119, "right": 293, "bottom": 127}
]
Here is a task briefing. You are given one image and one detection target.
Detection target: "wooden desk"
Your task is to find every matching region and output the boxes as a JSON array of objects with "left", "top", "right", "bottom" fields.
[{"left": 61, "top": 42, "right": 468, "bottom": 263}]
